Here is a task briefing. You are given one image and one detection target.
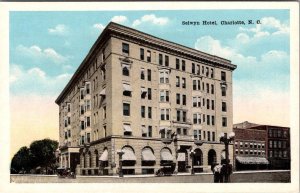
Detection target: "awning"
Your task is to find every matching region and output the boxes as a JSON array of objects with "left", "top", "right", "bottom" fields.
[
  {"left": 141, "top": 125, "right": 147, "bottom": 134},
  {"left": 142, "top": 148, "right": 156, "bottom": 161},
  {"left": 99, "top": 149, "right": 108, "bottom": 161},
  {"left": 236, "top": 156, "right": 269, "bottom": 165},
  {"left": 177, "top": 153, "right": 186, "bottom": 162},
  {"left": 123, "top": 83, "right": 132, "bottom": 92},
  {"left": 100, "top": 89, "right": 106, "bottom": 96},
  {"left": 123, "top": 124, "right": 132, "bottom": 132},
  {"left": 141, "top": 87, "right": 147, "bottom": 93},
  {"left": 122, "top": 147, "right": 136, "bottom": 161},
  {"left": 161, "top": 148, "right": 173, "bottom": 161}
]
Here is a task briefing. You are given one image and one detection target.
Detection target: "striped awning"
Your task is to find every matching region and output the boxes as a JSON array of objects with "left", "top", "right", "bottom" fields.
[
  {"left": 177, "top": 153, "right": 186, "bottom": 161},
  {"left": 99, "top": 149, "right": 108, "bottom": 161},
  {"left": 100, "top": 88, "right": 106, "bottom": 96},
  {"left": 141, "top": 125, "right": 147, "bottom": 134},
  {"left": 161, "top": 148, "right": 173, "bottom": 161},
  {"left": 142, "top": 148, "right": 156, "bottom": 161},
  {"left": 236, "top": 156, "right": 269, "bottom": 165},
  {"left": 123, "top": 83, "right": 132, "bottom": 92},
  {"left": 122, "top": 147, "right": 136, "bottom": 161},
  {"left": 123, "top": 124, "right": 132, "bottom": 132}
]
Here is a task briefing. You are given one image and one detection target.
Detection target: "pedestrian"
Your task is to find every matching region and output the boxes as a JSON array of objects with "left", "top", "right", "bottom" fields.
[{"left": 211, "top": 163, "right": 222, "bottom": 183}]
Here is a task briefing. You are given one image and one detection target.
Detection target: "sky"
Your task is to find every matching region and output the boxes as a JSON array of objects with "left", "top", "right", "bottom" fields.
[{"left": 9, "top": 10, "right": 290, "bottom": 157}]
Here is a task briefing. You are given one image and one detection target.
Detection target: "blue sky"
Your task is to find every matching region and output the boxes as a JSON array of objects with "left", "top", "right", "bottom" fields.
[{"left": 9, "top": 10, "right": 290, "bottom": 155}]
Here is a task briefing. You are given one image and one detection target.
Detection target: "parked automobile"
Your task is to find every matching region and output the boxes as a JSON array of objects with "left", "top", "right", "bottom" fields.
[
  {"left": 56, "top": 167, "right": 76, "bottom": 179},
  {"left": 155, "top": 162, "right": 177, "bottom": 177}
]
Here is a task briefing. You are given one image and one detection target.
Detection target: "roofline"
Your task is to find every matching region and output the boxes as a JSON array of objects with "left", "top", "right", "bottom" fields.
[{"left": 55, "top": 22, "right": 237, "bottom": 104}]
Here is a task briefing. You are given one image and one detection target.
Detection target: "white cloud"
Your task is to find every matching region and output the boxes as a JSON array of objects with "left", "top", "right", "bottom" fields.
[
  {"left": 10, "top": 64, "right": 72, "bottom": 95},
  {"left": 93, "top": 23, "right": 105, "bottom": 31},
  {"left": 132, "top": 14, "right": 169, "bottom": 27},
  {"left": 16, "top": 44, "right": 68, "bottom": 64},
  {"left": 239, "top": 17, "right": 289, "bottom": 38},
  {"left": 48, "top": 24, "right": 68, "bottom": 36},
  {"left": 111, "top": 15, "right": 128, "bottom": 23},
  {"left": 236, "top": 33, "right": 250, "bottom": 44}
]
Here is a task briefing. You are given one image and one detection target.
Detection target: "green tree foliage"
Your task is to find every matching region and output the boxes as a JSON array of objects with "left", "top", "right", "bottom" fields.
[
  {"left": 10, "top": 138, "right": 58, "bottom": 174},
  {"left": 11, "top": 146, "right": 32, "bottom": 174}
]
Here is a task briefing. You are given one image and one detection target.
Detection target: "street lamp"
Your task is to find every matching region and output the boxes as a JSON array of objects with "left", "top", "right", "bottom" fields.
[
  {"left": 116, "top": 150, "right": 125, "bottom": 177},
  {"left": 219, "top": 132, "right": 235, "bottom": 182}
]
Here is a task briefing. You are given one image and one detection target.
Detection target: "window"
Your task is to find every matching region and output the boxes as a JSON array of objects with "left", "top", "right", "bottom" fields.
[
  {"left": 212, "top": 132, "right": 215, "bottom": 141},
  {"left": 221, "top": 71, "right": 226, "bottom": 81},
  {"left": 160, "top": 109, "right": 170, "bottom": 120},
  {"left": 141, "top": 87, "right": 147, "bottom": 99},
  {"left": 148, "top": 126, "right": 152, "bottom": 137},
  {"left": 207, "top": 99, "right": 210, "bottom": 109},
  {"left": 193, "top": 130, "right": 201, "bottom": 140},
  {"left": 141, "top": 106, "right": 145, "bottom": 118},
  {"left": 147, "top": 69, "right": 151, "bottom": 81},
  {"left": 64, "top": 132, "right": 67, "bottom": 139},
  {"left": 87, "top": 133, "right": 90, "bottom": 143},
  {"left": 192, "top": 63, "right": 195, "bottom": 74},
  {"left": 148, "top": 88, "right": 152, "bottom": 100},
  {"left": 211, "top": 68, "right": 214, "bottom": 78},
  {"left": 176, "top": 93, "right": 180, "bottom": 104},
  {"left": 159, "top": 70, "right": 169, "bottom": 84},
  {"left": 211, "top": 100, "right": 215, "bottom": 110},
  {"left": 123, "top": 84, "right": 132, "bottom": 97},
  {"left": 193, "top": 80, "right": 197, "bottom": 90},
  {"left": 278, "top": 141, "right": 282, "bottom": 148},
  {"left": 273, "top": 141, "right": 277, "bottom": 148},
  {"left": 193, "top": 97, "right": 197, "bottom": 107},
  {"left": 193, "top": 113, "right": 201, "bottom": 124},
  {"left": 182, "top": 111, "right": 187, "bottom": 122},
  {"left": 207, "top": 131, "right": 211, "bottom": 141},
  {"left": 222, "top": 117, "right": 227, "bottom": 127},
  {"left": 160, "top": 90, "right": 169, "bottom": 102},
  {"left": 269, "top": 140, "right": 273, "bottom": 148},
  {"left": 122, "top": 65, "right": 130, "bottom": 76},
  {"left": 148, "top": 107, "right": 152, "bottom": 119},
  {"left": 198, "top": 80, "right": 201, "bottom": 90},
  {"left": 176, "top": 76, "right": 180, "bottom": 87},
  {"left": 211, "top": 84, "right": 214, "bottom": 94},
  {"left": 159, "top": 54, "right": 163, "bottom": 65},
  {"left": 81, "top": 121, "right": 85, "bottom": 130},
  {"left": 165, "top": 55, "right": 169, "bottom": 66},
  {"left": 81, "top": 136, "right": 85, "bottom": 145},
  {"left": 80, "top": 89, "right": 84, "bottom": 100},
  {"left": 86, "top": 117, "right": 90, "bottom": 127},
  {"left": 221, "top": 86, "right": 226, "bottom": 96},
  {"left": 182, "top": 60, "right": 186, "bottom": 71},
  {"left": 206, "top": 67, "right": 209, "bottom": 77},
  {"left": 147, "top": 50, "right": 151, "bottom": 62},
  {"left": 212, "top": 116, "right": 215, "bottom": 125},
  {"left": 123, "top": 103, "right": 130, "bottom": 116},
  {"left": 101, "top": 68, "right": 106, "bottom": 80},
  {"left": 202, "top": 66, "right": 205, "bottom": 74},
  {"left": 283, "top": 150, "right": 288, "bottom": 158},
  {"left": 140, "top": 68, "right": 145, "bottom": 80},
  {"left": 176, "top": 58, "right": 180, "bottom": 69},
  {"left": 182, "top": 95, "right": 186, "bottom": 105},
  {"left": 182, "top": 78, "right": 186, "bottom": 88},
  {"left": 269, "top": 150, "right": 273, "bottom": 158},
  {"left": 86, "top": 83, "right": 90, "bottom": 94},
  {"left": 103, "top": 106, "right": 106, "bottom": 119},
  {"left": 177, "top": 110, "right": 180, "bottom": 122},
  {"left": 222, "top": 102, "right": 227, "bottom": 112},
  {"left": 86, "top": 100, "right": 91, "bottom": 111},
  {"left": 140, "top": 48, "right": 144, "bottom": 60},
  {"left": 122, "top": 43, "right": 129, "bottom": 55},
  {"left": 197, "top": 65, "right": 200, "bottom": 75},
  {"left": 68, "top": 117, "right": 71, "bottom": 125},
  {"left": 67, "top": 104, "right": 71, "bottom": 112},
  {"left": 206, "top": 83, "right": 209, "bottom": 93},
  {"left": 124, "top": 124, "right": 132, "bottom": 136},
  {"left": 206, "top": 115, "right": 210, "bottom": 125}
]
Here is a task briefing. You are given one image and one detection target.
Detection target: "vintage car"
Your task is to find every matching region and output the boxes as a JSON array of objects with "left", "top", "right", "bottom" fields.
[
  {"left": 56, "top": 167, "right": 76, "bottom": 179},
  {"left": 155, "top": 162, "right": 177, "bottom": 177}
]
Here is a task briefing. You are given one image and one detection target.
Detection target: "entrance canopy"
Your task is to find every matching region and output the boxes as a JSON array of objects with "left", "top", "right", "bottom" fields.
[
  {"left": 122, "top": 147, "right": 136, "bottom": 161},
  {"left": 99, "top": 149, "right": 108, "bottom": 161},
  {"left": 236, "top": 156, "right": 269, "bottom": 165},
  {"left": 142, "top": 148, "right": 156, "bottom": 161},
  {"left": 161, "top": 148, "right": 173, "bottom": 161}
]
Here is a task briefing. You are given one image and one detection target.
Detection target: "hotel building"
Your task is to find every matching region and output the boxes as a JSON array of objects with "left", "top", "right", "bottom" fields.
[{"left": 55, "top": 22, "right": 237, "bottom": 175}]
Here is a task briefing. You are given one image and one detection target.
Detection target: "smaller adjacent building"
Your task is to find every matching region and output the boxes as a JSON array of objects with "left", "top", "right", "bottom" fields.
[{"left": 233, "top": 121, "right": 290, "bottom": 170}]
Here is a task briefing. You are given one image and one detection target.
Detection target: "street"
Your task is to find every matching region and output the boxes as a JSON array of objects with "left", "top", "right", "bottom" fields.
[{"left": 10, "top": 170, "right": 290, "bottom": 183}]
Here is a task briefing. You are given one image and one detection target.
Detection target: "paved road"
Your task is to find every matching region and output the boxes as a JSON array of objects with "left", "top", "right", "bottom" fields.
[{"left": 10, "top": 170, "right": 290, "bottom": 183}]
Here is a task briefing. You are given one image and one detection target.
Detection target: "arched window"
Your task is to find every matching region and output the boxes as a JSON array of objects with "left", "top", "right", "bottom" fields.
[
  {"left": 208, "top": 149, "right": 217, "bottom": 165},
  {"left": 122, "top": 65, "right": 129, "bottom": 76}
]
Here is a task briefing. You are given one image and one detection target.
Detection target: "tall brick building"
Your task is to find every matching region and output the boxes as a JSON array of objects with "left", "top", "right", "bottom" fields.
[
  {"left": 55, "top": 22, "right": 237, "bottom": 175},
  {"left": 233, "top": 121, "right": 290, "bottom": 170}
]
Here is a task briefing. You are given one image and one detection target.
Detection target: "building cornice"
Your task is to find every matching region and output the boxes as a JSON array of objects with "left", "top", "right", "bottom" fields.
[{"left": 55, "top": 22, "right": 237, "bottom": 104}]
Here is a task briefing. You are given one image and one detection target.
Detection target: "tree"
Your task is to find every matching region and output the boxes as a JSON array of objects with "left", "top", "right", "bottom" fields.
[
  {"left": 11, "top": 146, "right": 32, "bottom": 174},
  {"left": 29, "top": 138, "right": 58, "bottom": 174}
]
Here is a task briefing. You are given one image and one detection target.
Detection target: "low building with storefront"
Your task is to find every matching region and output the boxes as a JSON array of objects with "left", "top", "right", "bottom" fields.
[
  {"left": 233, "top": 121, "right": 290, "bottom": 170},
  {"left": 55, "top": 22, "right": 237, "bottom": 175}
]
